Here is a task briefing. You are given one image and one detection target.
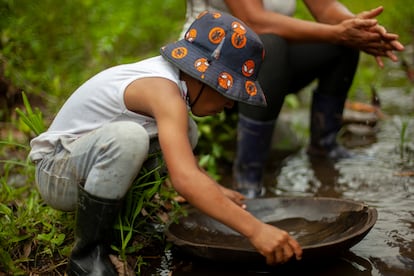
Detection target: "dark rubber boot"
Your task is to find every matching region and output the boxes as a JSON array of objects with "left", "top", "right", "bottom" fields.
[
  {"left": 66, "top": 185, "right": 121, "bottom": 276},
  {"left": 307, "top": 92, "right": 352, "bottom": 160},
  {"left": 233, "top": 114, "right": 275, "bottom": 198}
]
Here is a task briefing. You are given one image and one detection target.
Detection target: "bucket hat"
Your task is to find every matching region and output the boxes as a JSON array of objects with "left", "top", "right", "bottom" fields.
[{"left": 160, "top": 11, "right": 267, "bottom": 107}]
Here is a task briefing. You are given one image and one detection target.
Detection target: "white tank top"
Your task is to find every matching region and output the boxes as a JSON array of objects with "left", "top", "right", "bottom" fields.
[
  {"left": 29, "top": 56, "right": 187, "bottom": 161},
  {"left": 182, "top": 0, "right": 296, "bottom": 36}
]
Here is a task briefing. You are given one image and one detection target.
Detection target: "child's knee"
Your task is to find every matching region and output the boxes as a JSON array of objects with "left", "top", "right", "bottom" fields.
[{"left": 106, "top": 122, "right": 150, "bottom": 161}]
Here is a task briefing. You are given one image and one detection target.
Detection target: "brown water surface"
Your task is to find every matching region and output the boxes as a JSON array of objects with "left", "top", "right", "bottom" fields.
[
  {"left": 150, "top": 55, "right": 414, "bottom": 275},
  {"left": 270, "top": 116, "right": 414, "bottom": 275},
  {"left": 155, "top": 95, "right": 414, "bottom": 275}
]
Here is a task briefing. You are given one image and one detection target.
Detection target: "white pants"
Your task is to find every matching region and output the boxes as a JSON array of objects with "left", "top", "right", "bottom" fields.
[{"left": 35, "top": 120, "right": 198, "bottom": 211}]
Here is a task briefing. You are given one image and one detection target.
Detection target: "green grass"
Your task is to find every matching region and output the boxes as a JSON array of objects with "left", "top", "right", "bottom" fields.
[{"left": 0, "top": 92, "right": 184, "bottom": 274}]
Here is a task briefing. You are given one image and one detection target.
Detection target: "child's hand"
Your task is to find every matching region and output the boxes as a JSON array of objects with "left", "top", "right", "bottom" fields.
[
  {"left": 218, "top": 185, "right": 247, "bottom": 209},
  {"left": 249, "top": 223, "right": 302, "bottom": 265}
]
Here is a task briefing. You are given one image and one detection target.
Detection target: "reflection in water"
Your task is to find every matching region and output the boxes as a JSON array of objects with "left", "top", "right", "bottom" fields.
[
  {"left": 171, "top": 250, "right": 374, "bottom": 276},
  {"left": 273, "top": 118, "right": 414, "bottom": 275},
  {"left": 274, "top": 151, "right": 345, "bottom": 198},
  {"left": 159, "top": 114, "right": 413, "bottom": 275}
]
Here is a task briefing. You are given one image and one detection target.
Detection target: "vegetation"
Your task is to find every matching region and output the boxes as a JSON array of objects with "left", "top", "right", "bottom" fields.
[{"left": 0, "top": 0, "right": 413, "bottom": 274}]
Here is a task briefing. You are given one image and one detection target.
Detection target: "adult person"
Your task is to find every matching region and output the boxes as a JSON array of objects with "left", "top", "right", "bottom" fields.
[
  {"left": 29, "top": 11, "right": 302, "bottom": 275},
  {"left": 182, "top": 0, "right": 405, "bottom": 198}
]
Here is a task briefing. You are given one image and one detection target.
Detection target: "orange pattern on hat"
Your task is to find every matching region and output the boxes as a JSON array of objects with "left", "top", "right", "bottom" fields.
[
  {"left": 232, "top": 21, "right": 247, "bottom": 34},
  {"left": 194, "top": 58, "right": 210, "bottom": 73},
  {"left": 232, "top": 33, "right": 247, "bottom": 48},
  {"left": 231, "top": 21, "right": 247, "bottom": 49},
  {"left": 242, "top": 60, "right": 255, "bottom": 77},
  {"left": 171, "top": 47, "right": 188, "bottom": 59},
  {"left": 185, "top": 29, "right": 197, "bottom": 42},
  {"left": 209, "top": 27, "right": 225, "bottom": 44},
  {"left": 212, "top": 12, "right": 222, "bottom": 19},
  {"left": 245, "top": 81, "right": 258, "bottom": 96},
  {"left": 218, "top": 72, "right": 233, "bottom": 90},
  {"left": 197, "top": 11, "right": 208, "bottom": 19}
]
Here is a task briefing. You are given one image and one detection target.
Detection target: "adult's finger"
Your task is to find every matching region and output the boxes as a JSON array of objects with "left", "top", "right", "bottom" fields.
[
  {"left": 390, "top": 40, "right": 405, "bottom": 51},
  {"left": 370, "top": 25, "right": 399, "bottom": 42},
  {"left": 382, "top": 33, "right": 399, "bottom": 41},
  {"left": 353, "top": 18, "right": 378, "bottom": 29},
  {"left": 367, "top": 47, "right": 399, "bottom": 61},
  {"left": 375, "top": 56, "right": 384, "bottom": 68},
  {"left": 362, "top": 41, "right": 387, "bottom": 50},
  {"left": 368, "top": 27, "right": 404, "bottom": 52},
  {"left": 363, "top": 47, "right": 386, "bottom": 58},
  {"left": 373, "top": 40, "right": 400, "bottom": 52},
  {"left": 385, "top": 50, "right": 399, "bottom": 62},
  {"left": 370, "top": 24, "right": 387, "bottom": 36},
  {"left": 357, "top": 6, "right": 383, "bottom": 20}
]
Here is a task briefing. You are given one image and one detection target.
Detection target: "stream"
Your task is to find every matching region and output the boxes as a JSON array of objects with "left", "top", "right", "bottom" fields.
[
  {"left": 148, "top": 53, "right": 414, "bottom": 275},
  {"left": 161, "top": 114, "right": 414, "bottom": 276}
]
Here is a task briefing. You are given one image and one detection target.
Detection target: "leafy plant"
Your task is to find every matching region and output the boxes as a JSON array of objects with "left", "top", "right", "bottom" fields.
[
  {"left": 1, "top": 0, "right": 186, "bottom": 114},
  {"left": 393, "top": 117, "right": 412, "bottom": 162},
  {"left": 0, "top": 171, "right": 74, "bottom": 274},
  {"left": 193, "top": 111, "right": 238, "bottom": 180},
  {"left": 113, "top": 154, "right": 183, "bottom": 260},
  {"left": 15, "top": 92, "right": 45, "bottom": 136}
]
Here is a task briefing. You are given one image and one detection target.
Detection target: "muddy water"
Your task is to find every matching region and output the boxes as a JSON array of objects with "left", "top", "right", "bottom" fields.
[
  {"left": 270, "top": 87, "right": 414, "bottom": 275},
  {"left": 148, "top": 114, "right": 413, "bottom": 275},
  {"left": 156, "top": 98, "right": 414, "bottom": 275},
  {"left": 274, "top": 126, "right": 414, "bottom": 275},
  {"left": 147, "top": 53, "right": 414, "bottom": 276}
]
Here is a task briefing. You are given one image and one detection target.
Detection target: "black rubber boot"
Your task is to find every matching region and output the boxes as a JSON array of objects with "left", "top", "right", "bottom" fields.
[
  {"left": 233, "top": 114, "right": 275, "bottom": 198},
  {"left": 66, "top": 185, "right": 121, "bottom": 276},
  {"left": 307, "top": 92, "right": 352, "bottom": 160}
]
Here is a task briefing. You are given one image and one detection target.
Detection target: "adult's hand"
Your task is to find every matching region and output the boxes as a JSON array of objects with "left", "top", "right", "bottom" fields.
[
  {"left": 335, "top": 17, "right": 382, "bottom": 51},
  {"left": 336, "top": 17, "right": 404, "bottom": 67},
  {"left": 368, "top": 24, "right": 404, "bottom": 67},
  {"left": 356, "top": 6, "right": 405, "bottom": 67}
]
